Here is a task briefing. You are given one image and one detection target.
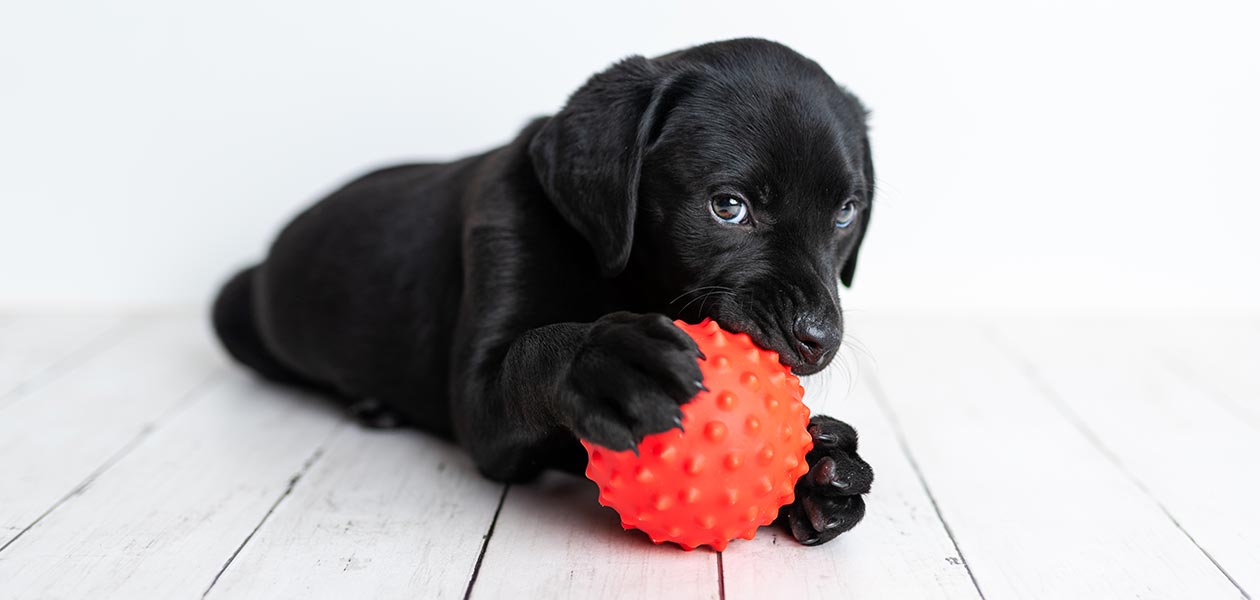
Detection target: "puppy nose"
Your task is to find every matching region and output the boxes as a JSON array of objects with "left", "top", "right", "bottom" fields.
[{"left": 793, "top": 317, "right": 841, "bottom": 366}]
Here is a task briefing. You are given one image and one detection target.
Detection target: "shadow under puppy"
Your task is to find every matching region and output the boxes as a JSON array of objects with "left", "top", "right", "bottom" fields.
[{"left": 212, "top": 38, "right": 875, "bottom": 546}]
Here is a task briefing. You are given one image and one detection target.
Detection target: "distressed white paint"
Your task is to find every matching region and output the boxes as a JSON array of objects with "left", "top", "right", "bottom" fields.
[
  {"left": 1, "top": 314, "right": 1257, "bottom": 598},
  {"left": 469, "top": 473, "right": 720, "bottom": 600},
  {"left": 722, "top": 334, "right": 981, "bottom": 600},
  {"left": 208, "top": 427, "right": 504, "bottom": 599},
  {"left": 989, "top": 317, "right": 1257, "bottom": 595},
  {"left": 858, "top": 316, "right": 1245, "bottom": 599},
  {"left": 0, "top": 317, "right": 219, "bottom": 548},
  {"left": 0, "top": 371, "right": 344, "bottom": 597}
]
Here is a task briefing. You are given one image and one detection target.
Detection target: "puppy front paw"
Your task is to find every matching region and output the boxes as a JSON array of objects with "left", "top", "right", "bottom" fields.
[
  {"left": 564, "top": 312, "right": 704, "bottom": 452},
  {"left": 779, "top": 415, "right": 873, "bottom": 546}
]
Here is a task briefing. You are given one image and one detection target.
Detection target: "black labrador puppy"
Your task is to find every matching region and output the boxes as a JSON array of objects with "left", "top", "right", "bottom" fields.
[{"left": 212, "top": 38, "right": 874, "bottom": 546}]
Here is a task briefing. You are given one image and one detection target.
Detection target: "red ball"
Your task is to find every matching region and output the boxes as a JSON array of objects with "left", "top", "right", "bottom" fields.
[{"left": 582, "top": 319, "right": 813, "bottom": 551}]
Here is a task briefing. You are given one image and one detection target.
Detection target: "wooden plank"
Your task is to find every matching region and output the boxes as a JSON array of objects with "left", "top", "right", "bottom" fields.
[
  {"left": 0, "top": 316, "right": 221, "bottom": 548},
  {"left": 989, "top": 316, "right": 1257, "bottom": 596},
  {"left": 0, "top": 370, "right": 345, "bottom": 597},
  {"left": 206, "top": 427, "right": 504, "bottom": 599},
  {"left": 0, "top": 314, "right": 124, "bottom": 409},
  {"left": 1156, "top": 318, "right": 1260, "bottom": 427},
  {"left": 468, "top": 473, "right": 719, "bottom": 600},
  {"left": 722, "top": 333, "right": 981, "bottom": 599},
  {"left": 857, "top": 316, "right": 1244, "bottom": 599}
]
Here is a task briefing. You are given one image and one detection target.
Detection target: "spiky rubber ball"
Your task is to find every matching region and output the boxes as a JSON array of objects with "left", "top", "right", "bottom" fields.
[{"left": 581, "top": 319, "right": 813, "bottom": 551}]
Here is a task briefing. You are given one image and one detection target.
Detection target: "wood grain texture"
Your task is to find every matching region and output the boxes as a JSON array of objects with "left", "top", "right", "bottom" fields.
[
  {"left": 0, "top": 317, "right": 220, "bottom": 549},
  {"left": 0, "top": 314, "right": 123, "bottom": 410},
  {"left": 721, "top": 334, "right": 981, "bottom": 600},
  {"left": 859, "top": 316, "right": 1245, "bottom": 599},
  {"left": 989, "top": 317, "right": 1257, "bottom": 596},
  {"left": 468, "top": 473, "right": 720, "bottom": 600},
  {"left": 2, "top": 313, "right": 1257, "bottom": 599},
  {"left": 207, "top": 426, "right": 505, "bottom": 599},
  {"left": 0, "top": 370, "right": 344, "bottom": 598}
]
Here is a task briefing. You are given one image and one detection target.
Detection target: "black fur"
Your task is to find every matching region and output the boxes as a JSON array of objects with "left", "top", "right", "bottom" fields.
[{"left": 212, "top": 38, "right": 875, "bottom": 545}]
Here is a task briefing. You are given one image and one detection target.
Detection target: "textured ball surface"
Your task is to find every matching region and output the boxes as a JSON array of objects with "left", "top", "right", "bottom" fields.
[{"left": 582, "top": 319, "right": 813, "bottom": 551}]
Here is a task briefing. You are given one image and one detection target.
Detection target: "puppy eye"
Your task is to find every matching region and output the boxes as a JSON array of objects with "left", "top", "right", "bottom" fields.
[
  {"left": 835, "top": 198, "right": 858, "bottom": 228},
  {"left": 710, "top": 194, "right": 749, "bottom": 225}
]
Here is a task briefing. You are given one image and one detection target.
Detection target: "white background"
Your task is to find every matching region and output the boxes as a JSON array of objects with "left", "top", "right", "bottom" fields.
[{"left": 2, "top": 0, "right": 1257, "bottom": 313}]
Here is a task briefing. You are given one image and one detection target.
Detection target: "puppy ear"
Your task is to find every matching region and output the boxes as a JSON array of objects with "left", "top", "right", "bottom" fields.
[
  {"left": 529, "top": 56, "right": 681, "bottom": 277},
  {"left": 840, "top": 136, "right": 875, "bottom": 288}
]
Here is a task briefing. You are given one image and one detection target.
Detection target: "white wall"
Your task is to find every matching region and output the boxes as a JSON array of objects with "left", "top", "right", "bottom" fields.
[{"left": 2, "top": 0, "right": 1257, "bottom": 313}]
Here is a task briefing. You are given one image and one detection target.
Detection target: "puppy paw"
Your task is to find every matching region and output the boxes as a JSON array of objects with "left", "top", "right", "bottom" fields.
[
  {"left": 565, "top": 312, "right": 704, "bottom": 452},
  {"left": 778, "top": 415, "right": 873, "bottom": 546}
]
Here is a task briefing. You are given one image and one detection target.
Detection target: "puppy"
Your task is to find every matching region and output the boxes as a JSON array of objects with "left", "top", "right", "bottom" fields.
[{"left": 212, "top": 38, "right": 875, "bottom": 546}]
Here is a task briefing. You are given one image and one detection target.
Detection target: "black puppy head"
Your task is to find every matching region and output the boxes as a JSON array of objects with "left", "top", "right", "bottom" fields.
[{"left": 531, "top": 39, "right": 873, "bottom": 375}]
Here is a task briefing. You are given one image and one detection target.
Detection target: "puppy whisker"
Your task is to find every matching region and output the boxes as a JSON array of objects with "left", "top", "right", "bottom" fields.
[
  {"left": 697, "top": 289, "right": 735, "bottom": 317},
  {"left": 841, "top": 333, "right": 876, "bottom": 369},
  {"left": 668, "top": 285, "right": 735, "bottom": 306},
  {"left": 678, "top": 290, "right": 735, "bottom": 319}
]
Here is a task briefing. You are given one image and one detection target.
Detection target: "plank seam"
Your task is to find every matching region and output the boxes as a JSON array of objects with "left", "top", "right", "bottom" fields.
[
  {"left": 0, "top": 367, "right": 227, "bottom": 554},
  {"left": 462, "top": 484, "right": 511, "bottom": 600},
  {"left": 0, "top": 317, "right": 139, "bottom": 413},
  {"left": 201, "top": 422, "right": 345, "bottom": 599},
  {"left": 716, "top": 551, "right": 726, "bottom": 600},
  {"left": 865, "top": 371, "right": 988, "bottom": 600},
  {"left": 981, "top": 326, "right": 1252, "bottom": 600}
]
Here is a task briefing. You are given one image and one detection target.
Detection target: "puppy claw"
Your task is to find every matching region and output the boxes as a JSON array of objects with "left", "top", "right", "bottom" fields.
[
  {"left": 809, "top": 422, "right": 844, "bottom": 446},
  {"left": 782, "top": 416, "right": 872, "bottom": 546},
  {"left": 786, "top": 506, "right": 825, "bottom": 546},
  {"left": 809, "top": 456, "right": 838, "bottom": 486},
  {"left": 568, "top": 313, "right": 707, "bottom": 451}
]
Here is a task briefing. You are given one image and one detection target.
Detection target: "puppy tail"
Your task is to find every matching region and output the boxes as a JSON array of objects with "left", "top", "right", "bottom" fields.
[{"left": 211, "top": 266, "right": 312, "bottom": 387}]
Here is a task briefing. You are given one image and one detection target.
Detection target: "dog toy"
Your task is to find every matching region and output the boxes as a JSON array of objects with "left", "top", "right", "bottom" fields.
[{"left": 582, "top": 319, "right": 813, "bottom": 551}]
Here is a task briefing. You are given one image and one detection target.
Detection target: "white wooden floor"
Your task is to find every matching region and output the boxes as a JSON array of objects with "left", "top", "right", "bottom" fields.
[{"left": 0, "top": 312, "right": 1256, "bottom": 599}]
